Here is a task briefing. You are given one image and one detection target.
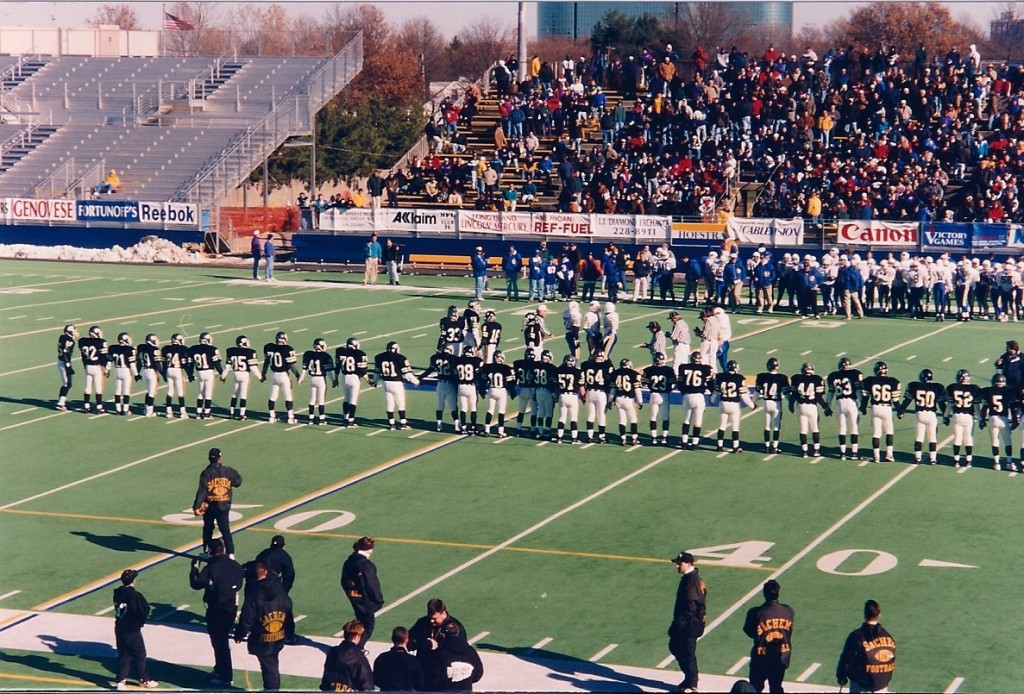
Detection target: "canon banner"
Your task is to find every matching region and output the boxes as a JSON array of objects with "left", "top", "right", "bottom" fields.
[
  {"left": 8, "top": 197, "right": 77, "bottom": 222},
  {"left": 837, "top": 220, "right": 918, "bottom": 246}
]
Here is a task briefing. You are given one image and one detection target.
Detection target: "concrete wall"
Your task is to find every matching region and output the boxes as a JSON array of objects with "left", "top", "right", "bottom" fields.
[{"left": 0, "top": 26, "right": 160, "bottom": 57}]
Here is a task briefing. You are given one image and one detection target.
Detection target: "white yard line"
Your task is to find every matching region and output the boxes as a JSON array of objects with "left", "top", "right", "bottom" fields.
[
  {"left": 795, "top": 662, "right": 820, "bottom": 682},
  {"left": 588, "top": 643, "right": 618, "bottom": 662},
  {"left": 10, "top": 407, "right": 36, "bottom": 415},
  {"left": 0, "top": 591, "right": 21, "bottom": 601},
  {"left": 944, "top": 677, "right": 965, "bottom": 693},
  {"left": 725, "top": 656, "right": 750, "bottom": 675},
  {"left": 468, "top": 631, "right": 489, "bottom": 645},
  {"left": 528, "top": 637, "right": 553, "bottom": 652},
  {"left": 408, "top": 431, "right": 428, "bottom": 439}
]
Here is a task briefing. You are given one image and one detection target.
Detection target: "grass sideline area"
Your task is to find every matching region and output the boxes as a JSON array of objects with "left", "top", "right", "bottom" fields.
[{"left": 0, "top": 259, "right": 1021, "bottom": 693}]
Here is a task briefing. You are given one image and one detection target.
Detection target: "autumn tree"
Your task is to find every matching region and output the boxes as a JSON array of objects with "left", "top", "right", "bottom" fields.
[
  {"left": 89, "top": 4, "right": 139, "bottom": 30},
  {"left": 824, "top": 2, "right": 983, "bottom": 61},
  {"left": 396, "top": 18, "right": 448, "bottom": 91}
]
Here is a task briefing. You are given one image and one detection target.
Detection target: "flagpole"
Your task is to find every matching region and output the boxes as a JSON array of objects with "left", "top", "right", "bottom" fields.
[{"left": 160, "top": 3, "right": 165, "bottom": 57}]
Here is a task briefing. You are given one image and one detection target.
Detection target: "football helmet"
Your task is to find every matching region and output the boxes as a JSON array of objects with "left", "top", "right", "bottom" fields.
[
  {"left": 146, "top": 334, "right": 160, "bottom": 347},
  {"left": 588, "top": 301, "right": 601, "bottom": 312},
  {"left": 89, "top": 325, "right": 103, "bottom": 339},
  {"left": 523, "top": 312, "right": 537, "bottom": 325},
  {"left": 275, "top": 331, "right": 288, "bottom": 345},
  {"left": 524, "top": 347, "right": 536, "bottom": 361},
  {"left": 726, "top": 360, "right": 739, "bottom": 373},
  {"left": 620, "top": 358, "right": 632, "bottom": 369},
  {"left": 447, "top": 304, "right": 459, "bottom": 318},
  {"left": 956, "top": 368, "right": 971, "bottom": 384},
  {"left": 63, "top": 324, "right": 78, "bottom": 337},
  {"left": 199, "top": 332, "right": 212, "bottom": 345},
  {"left": 171, "top": 333, "right": 185, "bottom": 345},
  {"left": 918, "top": 368, "right": 932, "bottom": 383},
  {"left": 387, "top": 341, "right": 400, "bottom": 354},
  {"left": 690, "top": 351, "right": 702, "bottom": 364},
  {"left": 484, "top": 310, "right": 496, "bottom": 322},
  {"left": 605, "top": 301, "right": 616, "bottom": 314},
  {"left": 563, "top": 355, "right": 577, "bottom": 367},
  {"left": 313, "top": 338, "right": 327, "bottom": 352},
  {"left": 118, "top": 332, "right": 132, "bottom": 346},
  {"left": 494, "top": 350, "right": 506, "bottom": 364},
  {"left": 346, "top": 337, "right": 360, "bottom": 350},
  {"left": 838, "top": 357, "right": 851, "bottom": 370},
  {"left": 874, "top": 361, "right": 888, "bottom": 376},
  {"left": 802, "top": 362, "right": 815, "bottom": 375},
  {"left": 654, "top": 352, "right": 666, "bottom": 366},
  {"left": 647, "top": 320, "right": 661, "bottom": 332},
  {"left": 468, "top": 299, "right": 481, "bottom": 311},
  {"left": 541, "top": 350, "right": 553, "bottom": 364},
  {"left": 595, "top": 351, "right": 607, "bottom": 363},
  {"left": 236, "top": 335, "right": 249, "bottom": 348},
  {"left": 766, "top": 357, "right": 779, "bottom": 371},
  {"left": 442, "top": 344, "right": 456, "bottom": 355},
  {"left": 463, "top": 346, "right": 477, "bottom": 357},
  {"left": 993, "top": 373, "right": 1007, "bottom": 387}
]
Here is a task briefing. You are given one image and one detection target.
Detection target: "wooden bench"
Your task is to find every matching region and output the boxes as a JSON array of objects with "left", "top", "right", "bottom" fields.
[{"left": 408, "top": 254, "right": 503, "bottom": 272}]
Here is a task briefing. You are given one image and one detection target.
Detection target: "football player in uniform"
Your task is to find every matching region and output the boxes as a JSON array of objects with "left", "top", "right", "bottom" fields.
[
  {"left": 755, "top": 357, "right": 789, "bottom": 454},
  {"left": 643, "top": 352, "right": 677, "bottom": 445},
  {"left": 189, "top": 332, "right": 224, "bottom": 419},
  {"left": 602, "top": 302, "right": 620, "bottom": 357},
  {"left": 980, "top": 373, "right": 1015, "bottom": 471},
  {"left": 582, "top": 301, "right": 603, "bottom": 358},
  {"left": 555, "top": 354, "right": 584, "bottom": 443},
  {"left": 161, "top": 333, "right": 191, "bottom": 418},
  {"left": 581, "top": 351, "right": 614, "bottom": 443},
  {"left": 789, "top": 362, "right": 829, "bottom": 458},
  {"left": 713, "top": 360, "right": 756, "bottom": 453},
  {"left": 667, "top": 311, "right": 690, "bottom": 371},
  {"left": 374, "top": 341, "right": 420, "bottom": 429},
  {"left": 299, "top": 338, "right": 334, "bottom": 425},
  {"left": 462, "top": 299, "right": 483, "bottom": 354},
  {"left": 222, "top": 335, "right": 262, "bottom": 420},
  {"left": 481, "top": 350, "right": 516, "bottom": 437},
  {"left": 419, "top": 344, "right": 459, "bottom": 432},
  {"left": 108, "top": 332, "right": 140, "bottom": 415},
  {"left": 480, "top": 310, "right": 502, "bottom": 364},
  {"left": 945, "top": 369, "right": 981, "bottom": 468},
  {"left": 532, "top": 350, "right": 559, "bottom": 440},
  {"left": 898, "top": 368, "right": 945, "bottom": 465},
  {"left": 512, "top": 348, "right": 538, "bottom": 436},
  {"left": 262, "top": 331, "right": 300, "bottom": 424},
  {"left": 562, "top": 301, "right": 582, "bottom": 361},
  {"left": 56, "top": 324, "right": 77, "bottom": 411},
  {"left": 137, "top": 334, "right": 164, "bottom": 417},
  {"left": 827, "top": 357, "right": 864, "bottom": 460},
  {"left": 522, "top": 311, "right": 542, "bottom": 350},
  {"left": 78, "top": 325, "right": 109, "bottom": 413},
  {"left": 333, "top": 337, "right": 370, "bottom": 427},
  {"left": 454, "top": 346, "right": 483, "bottom": 435},
  {"left": 860, "top": 361, "right": 901, "bottom": 463},
  {"left": 438, "top": 305, "right": 465, "bottom": 355},
  {"left": 678, "top": 350, "right": 712, "bottom": 449},
  {"left": 611, "top": 358, "right": 643, "bottom": 445}
]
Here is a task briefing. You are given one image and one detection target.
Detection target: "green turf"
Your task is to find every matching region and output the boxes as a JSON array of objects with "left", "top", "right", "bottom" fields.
[{"left": 1, "top": 259, "right": 1022, "bottom": 692}]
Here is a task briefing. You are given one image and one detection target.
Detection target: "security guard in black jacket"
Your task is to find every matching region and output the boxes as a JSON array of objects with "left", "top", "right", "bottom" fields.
[
  {"left": 193, "top": 447, "right": 242, "bottom": 557},
  {"left": 374, "top": 626, "right": 424, "bottom": 691},
  {"left": 742, "top": 579, "right": 794, "bottom": 693},
  {"left": 235, "top": 561, "right": 293, "bottom": 692},
  {"left": 836, "top": 599, "right": 896, "bottom": 693},
  {"left": 189, "top": 538, "right": 244, "bottom": 687},
  {"left": 408, "top": 598, "right": 467, "bottom": 692},
  {"left": 340, "top": 536, "right": 384, "bottom": 645},
  {"left": 256, "top": 535, "right": 297, "bottom": 643},
  {"left": 668, "top": 551, "right": 706, "bottom": 693},
  {"left": 320, "top": 620, "right": 374, "bottom": 692}
]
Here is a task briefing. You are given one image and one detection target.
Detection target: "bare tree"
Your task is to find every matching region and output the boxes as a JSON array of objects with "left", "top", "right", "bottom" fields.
[
  {"left": 989, "top": 1, "right": 1024, "bottom": 61},
  {"left": 446, "top": 17, "right": 515, "bottom": 82},
  {"left": 163, "top": 2, "right": 219, "bottom": 57},
  {"left": 89, "top": 4, "right": 140, "bottom": 30},
  {"left": 324, "top": 3, "right": 391, "bottom": 58},
  {"left": 397, "top": 18, "right": 448, "bottom": 87},
  {"left": 668, "top": 2, "right": 755, "bottom": 54}
]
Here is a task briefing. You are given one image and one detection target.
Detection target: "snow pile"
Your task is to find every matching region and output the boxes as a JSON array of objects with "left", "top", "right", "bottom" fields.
[{"left": 0, "top": 237, "right": 208, "bottom": 264}]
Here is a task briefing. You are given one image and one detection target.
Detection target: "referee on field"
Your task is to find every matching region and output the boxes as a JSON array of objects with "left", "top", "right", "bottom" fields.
[{"left": 193, "top": 448, "right": 242, "bottom": 558}]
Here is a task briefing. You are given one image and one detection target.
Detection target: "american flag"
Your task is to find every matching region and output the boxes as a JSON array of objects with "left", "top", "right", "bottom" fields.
[{"left": 163, "top": 12, "right": 195, "bottom": 31}]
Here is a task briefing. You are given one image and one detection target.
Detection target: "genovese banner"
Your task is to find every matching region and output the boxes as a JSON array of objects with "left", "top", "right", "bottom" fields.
[
  {"left": 837, "top": 220, "right": 918, "bottom": 246},
  {"left": 921, "top": 222, "right": 971, "bottom": 249},
  {"left": 726, "top": 217, "right": 804, "bottom": 245},
  {"left": 7, "top": 197, "right": 76, "bottom": 222}
]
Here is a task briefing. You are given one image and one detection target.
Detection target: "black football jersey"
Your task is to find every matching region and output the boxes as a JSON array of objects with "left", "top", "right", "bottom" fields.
[
  {"left": 756, "top": 372, "right": 789, "bottom": 402},
  {"left": 790, "top": 373, "right": 825, "bottom": 404},
  {"left": 533, "top": 362, "right": 559, "bottom": 392},
  {"left": 108, "top": 344, "right": 137, "bottom": 370},
  {"left": 611, "top": 368, "right": 641, "bottom": 398},
  {"left": 480, "top": 363, "right": 515, "bottom": 390},
  {"left": 980, "top": 385, "right": 1014, "bottom": 417},
  {"left": 137, "top": 343, "right": 163, "bottom": 371},
  {"left": 513, "top": 358, "right": 537, "bottom": 388},
  {"left": 643, "top": 365, "right": 677, "bottom": 394},
  {"left": 827, "top": 369, "right": 863, "bottom": 400},
  {"left": 425, "top": 352, "right": 457, "bottom": 383},
  {"left": 903, "top": 381, "right": 944, "bottom": 412},
  {"left": 375, "top": 352, "right": 413, "bottom": 382},
  {"left": 946, "top": 382, "right": 982, "bottom": 414},
  {"left": 523, "top": 321, "right": 543, "bottom": 346},
  {"left": 580, "top": 359, "right": 614, "bottom": 392},
  {"left": 463, "top": 308, "right": 481, "bottom": 334},
  {"left": 302, "top": 351, "right": 334, "bottom": 377},
  {"left": 862, "top": 375, "right": 901, "bottom": 406},
  {"left": 225, "top": 346, "right": 258, "bottom": 373},
  {"left": 439, "top": 316, "right": 465, "bottom": 344},
  {"left": 78, "top": 336, "right": 108, "bottom": 367},
  {"left": 161, "top": 343, "right": 190, "bottom": 369},
  {"left": 481, "top": 321, "right": 503, "bottom": 346},
  {"left": 454, "top": 354, "right": 483, "bottom": 385},
  {"left": 334, "top": 347, "right": 368, "bottom": 376},
  {"left": 677, "top": 363, "right": 712, "bottom": 395},
  {"left": 555, "top": 365, "right": 583, "bottom": 394},
  {"left": 189, "top": 343, "right": 222, "bottom": 372},
  {"left": 57, "top": 334, "right": 75, "bottom": 362},
  {"left": 714, "top": 371, "right": 747, "bottom": 402},
  {"left": 264, "top": 343, "right": 297, "bottom": 374}
]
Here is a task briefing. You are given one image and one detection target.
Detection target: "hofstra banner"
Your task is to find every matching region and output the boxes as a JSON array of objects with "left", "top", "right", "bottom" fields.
[{"left": 726, "top": 217, "right": 804, "bottom": 245}]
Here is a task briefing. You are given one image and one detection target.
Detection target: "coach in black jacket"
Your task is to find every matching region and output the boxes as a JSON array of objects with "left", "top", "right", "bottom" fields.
[
  {"left": 340, "top": 536, "right": 383, "bottom": 644},
  {"left": 408, "top": 598, "right": 467, "bottom": 691},
  {"left": 668, "top": 551, "right": 706, "bottom": 693},
  {"left": 235, "top": 562, "right": 293, "bottom": 692},
  {"left": 320, "top": 620, "right": 374, "bottom": 691},
  {"left": 374, "top": 626, "right": 423, "bottom": 691},
  {"left": 836, "top": 599, "right": 896, "bottom": 693},
  {"left": 189, "top": 538, "right": 244, "bottom": 687},
  {"left": 193, "top": 447, "right": 242, "bottom": 557},
  {"left": 112, "top": 569, "right": 157, "bottom": 689},
  {"left": 742, "top": 579, "right": 795, "bottom": 693}
]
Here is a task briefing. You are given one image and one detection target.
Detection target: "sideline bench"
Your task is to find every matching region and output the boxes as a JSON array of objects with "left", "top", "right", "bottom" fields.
[{"left": 408, "top": 254, "right": 503, "bottom": 271}]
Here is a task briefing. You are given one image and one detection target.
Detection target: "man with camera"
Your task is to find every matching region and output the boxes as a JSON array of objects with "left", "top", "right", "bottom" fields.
[{"left": 189, "top": 539, "right": 244, "bottom": 687}]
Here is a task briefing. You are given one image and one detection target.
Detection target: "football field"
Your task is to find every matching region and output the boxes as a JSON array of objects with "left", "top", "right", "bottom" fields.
[{"left": 0, "top": 258, "right": 1020, "bottom": 693}]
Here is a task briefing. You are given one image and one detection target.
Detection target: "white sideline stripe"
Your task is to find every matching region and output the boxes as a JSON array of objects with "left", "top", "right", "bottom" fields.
[
  {"left": 0, "top": 281, "right": 219, "bottom": 314},
  {"left": 725, "top": 656, "right": 750, "bottom": 675},
  {"left": 528, "top": 637, "right": 553, "bottom": 651},
  {"left": 702, "top": 463, "right": 919, "bottom": 638},
  {"left": 943, "top": 356, "right": 953, "bottom": 362},
  {"left": 945, "top": 676, "right": 966, "bottom": 693},
  {"left": 858, "top": 460, "right": 871, "bottom": 467},
  {"left": 795, "top": 662, "right": 820, "bottom": 682},
  {"left": 536, "top": 440, "right": 548, "bottom": 447},
  {"left": 121, "top": 320, "right": 137, "bottom": 325},
  {"left": 627, "top": 445, "right": 641, "bottom": 452},
  {"left": 656, "top": 654, "right": 675, "bottom": 669},
  {"left": 979, "top": 357, "right": 989, "bottom": 364},
  {"left": 763, "top": 454, "right": 776, "bottom": 461},
  {"left": 733, "top": 346, "right": 744, "bottom": 352},
  {"left": 853, "top": 320, "right": 960, "bottom": 367},
  {"left": 35, "top": 316, "right": 54, "bottom": 321},
  {"left": 323, "top": 329, "right": 337, "bottom": 335},
  {"left": 408, "top": 431, "right": 428, "bottom": 439},
  {"left": 412, "top": 333, "right": 427, "bottom": 339},
  {"left": 10, "top": 407, "right": 36, "bottom": 415},
  {"left": 468, "top": 631, "right": 489, "bottom": 645},
  {"left": 204, "top": 419, "right": 226, "bottom": 427},
  {"left": 293, "top": 615, "right": 307, "bottom": 623},
  {"left": 94, "top": 605, "right": 115, "bottom": 615},
  {"left": 581, "top": 443, "right": 595, "bottom": 450},
  {"left": 150, "top": 321, "right": 165, "bottom": 326},
  {"left": 367, "top": 429, "right": 386, "bottom": 437},
  {"left": 153, "top": 604, "right": 189, "bottom": 621},
  {"left": 811, "top": 456, "right": 823, "bottom": 464},
  {"left": 0, "top": 410, "right": 70, "bottom": 432},
  {"left": 835, "top": 351, "right": 845, "bottom": 357},
  {"left": 589, "top": 643, "right": 618, "bottom": 662},
  {"left": 493, "top": 436, "right": 510, "bottom": 444},
  {"left": 379, "top": 449, "right": 680, "bottom": 617},
  {"left": 957, "top": 465, "right": 969, "bottom": 474},
  {"left": 0, "top": 423, "right": 263, "bottom": 510},
  {"left": 293, "top": 328, "right": 308, "bottom": 333},
  {"left": 3, "top": 277, "right": 96, "bottom": 292},
  {"left": 0, "top": 590, "right": 21, "bottom": 601},
  {"left": 717, "top": 450, "right": 729, "bottom": 458},
  {"left": 87, "top": 413, "right": 108, "bottom": 420}
]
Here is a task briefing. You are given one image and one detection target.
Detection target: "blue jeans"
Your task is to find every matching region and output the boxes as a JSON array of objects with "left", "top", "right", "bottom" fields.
[
  {"left": 252, "top": 256, "right": 261, "bottom": 279},
  {"left": 529, "top": 278, "right": 544, "bottom": 300},
  {"left": 265, "top": 256, "right": 274, "bottom": 280},
  {"left": 475, "top": 275, "right": 486, "bottom": 299},
  {"left": 717, "top": 341, "right": 730, "bottom": 373},
  {"left": 505, "top": 273, "right": 519, "bottom": 300}
]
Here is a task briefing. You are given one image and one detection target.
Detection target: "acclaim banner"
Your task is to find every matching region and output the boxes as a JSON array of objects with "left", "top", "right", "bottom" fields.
[
  {"left": 836, "top": 220, "right": 918, "bottom": 246},
  {"left": 381, "top": 208, "right": 457, "bottom": 234}
]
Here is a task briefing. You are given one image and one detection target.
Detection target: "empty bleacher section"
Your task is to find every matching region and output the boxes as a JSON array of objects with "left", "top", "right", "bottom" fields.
[{"left": 0, "top": 34, "right": 362, "bottom": 204}]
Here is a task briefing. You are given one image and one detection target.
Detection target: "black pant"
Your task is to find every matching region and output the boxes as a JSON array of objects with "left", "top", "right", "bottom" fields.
[
  {"left": 668, "top": 633, "right": 699, "bottom": 688},
  {"left": 255, "top": 651, "right": 281, "bottom": 691},
  {"left": 207, "top": 606, "right": 236, "bottom": 682},
  {"left": 749, "top": 656, "right": 787, "bottom": 693},
  {"left": 351, "top": 602, "right": 377, "bottom": 645},
  {"left": 115, "top": 628, "right": 149, "bottom": 683},
  {"left": 203, "top": 506, "right": 233, "bottom": 555}
]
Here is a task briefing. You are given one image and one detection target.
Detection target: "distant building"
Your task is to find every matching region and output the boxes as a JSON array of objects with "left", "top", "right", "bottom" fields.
[
  {"left": 537, "top": 1, "right": 793, "bottom": 40},
  {"left": 990, "top": 10, "right": 1024, "bottom": 47}
]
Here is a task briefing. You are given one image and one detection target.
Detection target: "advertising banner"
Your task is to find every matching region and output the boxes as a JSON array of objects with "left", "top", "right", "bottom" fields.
[
  {"left": 590, "top": 214, "right": 671, "bottom": 241},
  {"left": 381, "top": 208, "right": 457, "bottom": 234},
  {"left": 836, "top": 220, "right": 918, "bottom": 246},
  {"left": 9, "top": 197, "right": 77, "bottom": 222},
  {"left": 772, "top": 218, "right": 805, "bottom": 245},
  {"left": 532, "top": 212, "right": 592, "bottom": 237},
  {"left": 921, "top": 222, "right": 970, "bottom": 249},
  {"left": 138, "top": 201, "right": 199, "bottom": 226},
  {"left": 319, "top": 207, "right": 377, "bottom": 232},
  {"left": 671, "top": 222, "right": 726, "bottom": 244},
  {"left": 726, "top": 217, "right": 774, "bottom": 245},
  {"left": 457, "top": 210, "right": 532, "bottom": 235},
  {"left": 971, "top": 223, "right": 1009, "bottom": 249},
  {"left": 1008, "top": 225, "right": 1024, "bottom": 248},
  {"left": 75, "top": 199, "right": 140, "bottom": 223},
  {"left": 634, "top": 215, "right": 672, "bottom": 241}
]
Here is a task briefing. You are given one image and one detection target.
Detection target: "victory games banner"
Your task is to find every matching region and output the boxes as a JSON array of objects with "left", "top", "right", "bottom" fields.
[
  {"left": 837, "top": 220, "right": 918, "bottom": 246},
  {"left": 920, "top": 222, "right": 971, "bottom": 249}
]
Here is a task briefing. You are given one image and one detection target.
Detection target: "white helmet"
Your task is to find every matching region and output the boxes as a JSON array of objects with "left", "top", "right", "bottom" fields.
[{"left": 605, "top": 301, "right": 616, "bottom": 314}]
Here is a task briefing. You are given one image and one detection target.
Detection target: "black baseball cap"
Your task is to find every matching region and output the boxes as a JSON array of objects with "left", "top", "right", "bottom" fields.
[
  {"left": 208, "top": 448, "right": 221, "bottom": 461},
  {"left": 672, "top": 551, "right": 695, "bottom": 565}
]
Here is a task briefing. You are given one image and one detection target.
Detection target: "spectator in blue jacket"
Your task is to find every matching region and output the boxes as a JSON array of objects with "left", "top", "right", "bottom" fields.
[
  {"left": 680, "top": 253, "right": 702, "bottom": 306},
  {"left": 752, "top": 253, "right": 777, "bottom": 313},
  {"left": 836, "top": 256, "right": 865, "bottom": 319},
  {"left": 503, "top": 246, "right": 523, "bottom": 301},
  {"left": 471, "top": 246, "right": 489, "bottom": 300},
  {"left": 603, "top": 247, "right": 621, "bottom": 304},
  {"left": 528, "top": 250, "right": 546, "bottom": 301},
  {"left": 796, "top": 259, "right": 823, "bottom": 318},
  {"left": 723, "top": 254, "right": 744, "bottom": 311}
]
